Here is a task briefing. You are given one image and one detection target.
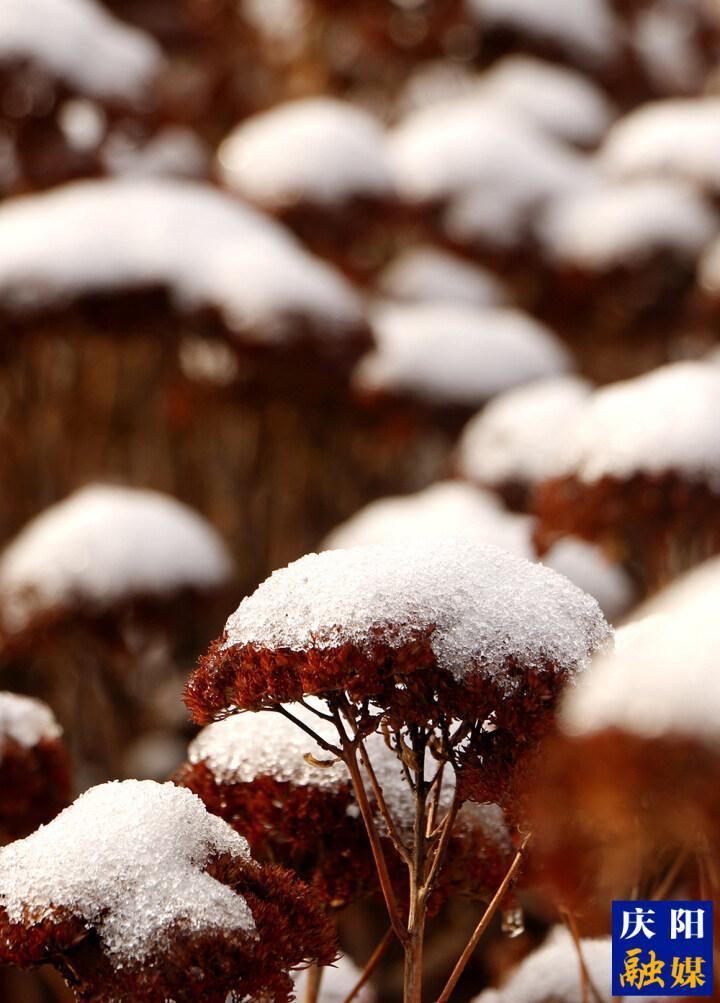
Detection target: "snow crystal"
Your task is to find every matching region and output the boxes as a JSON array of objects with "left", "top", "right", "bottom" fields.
[
  {"left": 218, "top": 98, "right": 394, "bottom": 208},
  {"left": 389, "top": 98, "right": 594, "bottom": 209},
  {"left": 0, "top": 485, "right": 233, "bottom": 629},
  {"left": 0, "top": 179, "right": 363, "bottom": 339},
  {"left": 476, "top": 57, "right": 614, "bottom": 146},
  {"left": 0, "top": 692, "right": 62, "bottom": 750},
  {"left": 322, "top": 482, "right": 534, "bottom": 560},
  {"left": 553, "top": 362, "right": 720, "bottom": 486},
  {"left": 0, "top": 0, "right": 163, "bottom": 103},
  {"left": 563, "top": 557, "right": 720, "bottom": 743},
  {"left": 294, "top": 954, "right": 375, "bottom": 1003},
  {"left": 601, "top": 98, "right": 720, "bottom": 193},
  {"left": 355, "top": 303, "right": 570, "bottom": 407},
  {"left": 0, "top": 780, "right": 255, "bottom": 963},
  {"left": 222, "top": 539, "right": 611, "bottom": 683},
  {"left": 189, "top": 702, "right": 348, "bottom": 791},
  {"left": 456, "top": 375, "right": 592, "bottom": 488},
  {"left": 377, "top": 247, "right": 506, "bottom": 309},
  {"left": 472, "top": 927, "right": 668, "bottom": 1003},
  {"left": 467, "top": 0, "right": 621, "bottom": 65},
  {"left": 538, "top": 178, "right": 717, "bottom": 270}
]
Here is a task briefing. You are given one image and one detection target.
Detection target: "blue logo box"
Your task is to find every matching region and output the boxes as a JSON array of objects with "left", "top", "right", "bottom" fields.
[{"left": 612, "top": 900, "right": 713, "bottom": 996}]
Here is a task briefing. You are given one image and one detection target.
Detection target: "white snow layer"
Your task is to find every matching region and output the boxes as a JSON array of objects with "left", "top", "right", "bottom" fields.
[
  {"left": 562, "top": 556, "right": 720, "bottom": 743},
  {"left": 553, "top": 362, "right": 720, "bottom": 485},
  {"left": 322, "top": 482, "right": 633, "bottom": 621},
  {"left": 356, "top": 303, "right": 570, "bottom": 407},
  {"left": 0, "top": 692, "right": 62, "bottom": 749},
  {"left": 218, "top": 98, "right": 394, "bottom": 208},
  {"left": 476, "top": 57, "right": 614, "bottom": 146},
  {"left": 601, "top": 98, "right": 720, "bottom": 192},
  {"left": 538, "top": 178, "right": 717, "bottom": 269},
  {"left": 0, "top": 485, "right": 233, "bottom": 628},
  {"left": 467, "top": 0, "right": 621, "bottom": 65},
  {"left": 389, "top": 98, "right": 594, "bottom": 207},
  {"left": 377, "top": 247, "right": 507, "bottom": 309},
  {"left": 0, "top": 780, "right": 255, "bottom": 963},
  {"left": 472, "top": 927, "right": 667, "bottom": 1003},
  {"left": 456, "top": 375, "right": 593, "bottom": 488},
  {"left": 189, "top": 702, "right": 348, "bottom": 792},
  {"left": 221, "top": 539, "right": 611, "bottom": 684},
  {"left": 0, "top": 179, "right": 364, "bottom": 339},
  {"left": 0, "top": 0, "right": 163, "bottom": 103}
]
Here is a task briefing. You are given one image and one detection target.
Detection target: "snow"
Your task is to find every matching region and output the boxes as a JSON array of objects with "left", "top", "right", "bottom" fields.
[
  {"left": 322, "top": 482, "right": 534, "bottom": 560},
  {"left": 355, "top": 303, "right": 571, "bottom": 407},
  {"left": 472, "top": 927, "right": 667, "bottom": 1003},
  {"left": 562, "top": 558, "right": 720, "bottom": 743},
  {"left": 538, "top": 178, "right": 717, "bottom": 269},
  {"left": 218, "top": 98, "right": 394, "bottom": 208},
  {"left": 222, "top": 538, "right": 611, "bottom": 686},
  {"left": 466, "top": 0, "right": 621, "bottom": 66},
  {"left": 0, "top": 485, "right": 233, "bottom": 629},
  {"left": 322, "top": 482, "right": 633, "bottom": 621},
  {"left": 0, "top": 0, "right": 163, "bottom": 104},
  {"left": 476, "top": 57, "right": 614, "bottom": 147},
  {"left": 456, "top": 375, "right": 592, "bottom": 489},
  {"left": 189, "top": 702, "right": 348, "bottom": 792},
  {"left": 0, "top": 692, "right": 62, "bottom": 750},
  {"left": 102, "top": 127, "right": 210, "bottom": 180},
  {"left": 388, "top": 98, "right": 594, "bottom": 208},
  {"left": 294, "top": 955, "right": 375, "bottom": 1003},
  {"left": 377, "top": 247, "right": 507, "bottom": 309},
  {"left": 553, "top": 362, "right": 720, "bottom": 486},
  {"left": 542, "top": 538, "right": 634, "bottom": 623},
  {"left": 0, "top": 179, "right": 364, "bottom": 341},
  {"left": 189, "top": 701, "right": 455, "bottom": 833},
  {"left": 632, "top": 1, "right": 705, "bottom": 93},
  {"left": 601, "top": 98, "right": 720, "bottom": 193},
  {"left": 0, "top": 780, "right": 255, "bottom": 963}
]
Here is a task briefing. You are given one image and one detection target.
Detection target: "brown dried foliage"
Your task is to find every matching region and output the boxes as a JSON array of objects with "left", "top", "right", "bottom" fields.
[
  {"left": 533, "top": 472, "right": 720, "bottom": 593},
  {"left": 0, "top": 735, "right": 72, "bottom": 841},
  {"left": 526, "top": 729, "right": 720, "bottom": 924}
]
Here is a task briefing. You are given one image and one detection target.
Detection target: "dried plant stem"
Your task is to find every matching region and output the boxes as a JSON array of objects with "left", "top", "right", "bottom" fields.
[
  {"left": 342, "top": 740, "right": 408, "bottom": 946},
  {"left": 435, "top": 834, "right": 530, "bottom": 1003},
  {"left": 340, "top": 928, "right": 394, "bottom": 1003},
  {"left": 304, "top": 964, "right": 323, "bottom": 1003},
  {"left": 560, "top": 907, "right": 604, "bottom": 1003}
]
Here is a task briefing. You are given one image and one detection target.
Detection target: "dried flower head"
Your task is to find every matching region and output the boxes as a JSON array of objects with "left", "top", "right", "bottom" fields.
[
  {"left": 0, "top": 780, "right": 335, "bottom": 1002},
  {"left": 0, "top": 691, "right": 71, "bottom": 841}
]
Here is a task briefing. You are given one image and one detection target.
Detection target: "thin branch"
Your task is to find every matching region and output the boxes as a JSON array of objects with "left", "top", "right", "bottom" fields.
[
  {"left": 339, "top": 929, "right": 394, "bottom": 1003},
  {"left": 332, "top": 706, "right": 408, "bottom": 947},
  {"left": 303, "top": 964, "right": 323, "bottom": 1003},
  {"left": 275, "top": 706, "right": 342, "bottom": 758},
  {"left": 422, "top": 788, "right": 461, "bottom": 900},
  {"left": 358, "top": 737, "right": 412, "bottom": 865},
  {"left": 435, "top": 833, "right": 531, "bottom": 1003},
  {"left": 560, "top": 906, "right": 605, "bottom": 1003},
  {"left": 298, "top": 697, "right": 336, "bottom": 723}
]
